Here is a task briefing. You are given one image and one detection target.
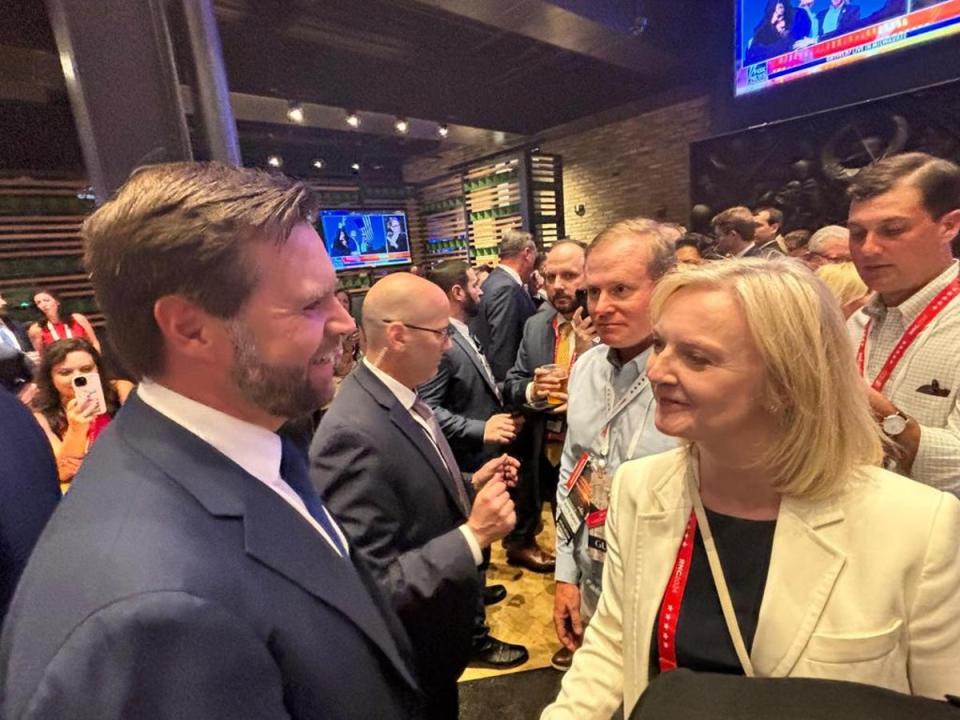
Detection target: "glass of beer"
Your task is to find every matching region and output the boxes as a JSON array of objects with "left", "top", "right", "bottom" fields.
[{"left": 540, "top": 363, "right": 569, "bottom": 406}]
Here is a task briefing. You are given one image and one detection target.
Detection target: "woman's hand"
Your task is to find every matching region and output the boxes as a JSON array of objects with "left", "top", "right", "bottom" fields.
[{"left": 65, "top": 395, "right": 99, "bottom": 429}]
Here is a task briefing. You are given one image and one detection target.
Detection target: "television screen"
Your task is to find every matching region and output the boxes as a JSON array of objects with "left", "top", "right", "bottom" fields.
[
  {"left": 318, "top": 209, "right": 412, "bottom": 271},
  {"left": 735, "top": 1, "right": 960, "bottom": 97}
]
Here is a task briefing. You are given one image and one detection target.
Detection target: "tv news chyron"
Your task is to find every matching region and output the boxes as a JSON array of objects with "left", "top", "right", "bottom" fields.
[
  {"left": 318, "top": 209, "right": 412, "bottom": 271},
  {"left": 735, "top": 0, "right": 960, "bottom": 97}
]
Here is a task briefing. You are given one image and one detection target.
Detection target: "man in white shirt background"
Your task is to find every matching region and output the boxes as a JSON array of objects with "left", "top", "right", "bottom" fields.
[{"left": 847, "top": 152, "right": 960, "bottom": 494}]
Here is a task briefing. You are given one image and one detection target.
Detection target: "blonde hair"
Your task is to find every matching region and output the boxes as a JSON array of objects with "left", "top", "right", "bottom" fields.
[
  {"left": 815, "top": 262, "right": 869, "bottom": 308},
  {"left": 587, "top": 218, "right": 677, "bottom": 280},
  {"left": 650, "top": 258, "right": 883, "bottom": 500}
]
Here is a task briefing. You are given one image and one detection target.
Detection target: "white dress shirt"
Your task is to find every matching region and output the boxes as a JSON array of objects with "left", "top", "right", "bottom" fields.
[
  {"left": 734, "top": 242, "right": 756, "bottom": 258},
  {"left": 361, "top": 359, "right": 483, "bottom": 563},
  {"left": 137, "top": 379, "right": 348, "bottom": 555},
  {"left": 0, "top": 321, "right": 23, "bottom": 350}
]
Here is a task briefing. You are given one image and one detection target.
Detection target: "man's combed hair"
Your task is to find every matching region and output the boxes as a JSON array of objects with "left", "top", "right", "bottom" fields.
[
  {"left": 498, "top": 229, "right": 536, "bottom": 259},
  {"left": 587, "top": 218, "right": 677, "bottom": 280},
  {"left": 426, "top": 260, "right": 471, "bottom": 295},
  {"left": 650, "top": 258, "right": 884, "bottom": 500},
  {"left": 711, "top": 206, "right": 756, "bottom": 242},
  {"left": 848, "top": 152, "right": 960, "bottom": 219},
  {"left": 755, "top": 206, "right": 783, "bottom": 227},
  {"left": 83, "top": 161, "right": 317, "bottom": 380}
]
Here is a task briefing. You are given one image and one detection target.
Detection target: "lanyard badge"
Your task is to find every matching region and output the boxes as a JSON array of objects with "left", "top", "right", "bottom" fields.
[{"left": 555, "top": 452, "right": 611, "bottom": 548}]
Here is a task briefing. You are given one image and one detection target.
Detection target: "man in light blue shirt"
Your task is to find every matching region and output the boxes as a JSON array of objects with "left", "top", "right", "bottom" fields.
[
  {"left": 819, "top": 0, "right": 861, "bottom": 38},
  {"left": 551, "top": 219, "right": 679, "bottom": 670}
]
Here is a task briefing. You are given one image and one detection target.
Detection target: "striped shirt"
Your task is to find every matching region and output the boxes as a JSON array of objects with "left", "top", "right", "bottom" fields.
[{"left": 849, "top": 261, "right": 960, "bottom": 495}]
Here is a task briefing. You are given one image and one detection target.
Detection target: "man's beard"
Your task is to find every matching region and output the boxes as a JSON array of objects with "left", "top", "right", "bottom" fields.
[
  {"left": 463, "top": 294, "right": 480, "bottom": 318},
  {"left": 226, "top": 320, "right": 332, "bottom": 420},
  {"left": 550, "top": 292, "right": 575, "bottom": 314}
]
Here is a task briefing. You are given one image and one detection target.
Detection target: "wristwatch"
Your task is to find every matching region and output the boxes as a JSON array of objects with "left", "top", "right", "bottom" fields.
[{"left": 881, "top": 411, "right": 909, "bottom": 437}]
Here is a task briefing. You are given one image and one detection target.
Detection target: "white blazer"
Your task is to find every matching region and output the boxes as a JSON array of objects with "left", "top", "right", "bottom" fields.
[{"left": 542, "top": 447, "right": 960, "bottom": 719}]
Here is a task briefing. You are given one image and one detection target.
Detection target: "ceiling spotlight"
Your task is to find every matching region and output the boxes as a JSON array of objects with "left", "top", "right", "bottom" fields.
[
  {"left": 286, "top": 103, "right": 305, "bottom": 123},
  {"left": 394, "top": 118, "right": 409, "bottom": 135},
  {"left": 345, "top": 112, "right": 361, "bottom": 128},
  {"left": 437, "top": 124, "right": 449, "bottom": 138},
  {"left": 351, "top": 162, "right": 361, "bottom": 172},
  {"left": 267, "top": 154, "right": 283, "bottom": 168},
  {"left": 312, "top": 159, "right": 325, "bottom": 170}
]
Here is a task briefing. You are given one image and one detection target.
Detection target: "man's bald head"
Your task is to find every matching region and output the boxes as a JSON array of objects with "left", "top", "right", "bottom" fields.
[{"left": 363, "top": 273, "right": 448, "bottom": 342}]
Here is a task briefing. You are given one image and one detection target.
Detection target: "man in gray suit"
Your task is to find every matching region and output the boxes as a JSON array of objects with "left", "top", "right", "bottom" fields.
[
  {"left": 419, "top": 260, "right": 523, "bottom": 473},
  {"left": 312, "top": 273, "right": 527, "bottom": 720},
  {"left": 0, "top": 162, "right": 421, "bottom": 719}
]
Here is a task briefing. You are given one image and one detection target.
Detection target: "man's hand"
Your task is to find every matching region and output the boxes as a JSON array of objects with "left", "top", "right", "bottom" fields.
[
  {"left": 554, "top": 581, "right": 584, "bottom": 651},
  {"left": 484, "top": 413, "right": 523, "bottom": 444},
  {"left": 466, "top": 478, "right": 516, "bottom": 547},
  {"left": 571, "top": 307, "right": 597, "bottom": 355},
  {"left": 473, "top": 454, "right": 521, "bottom": 491},
  {"left": 548, "top": 392, "right": 568, "bottom": 414},
  {"left": 532, "top": 367, "right": 564, "bottom": 402},
  {"left": 864, "top": 384, "right": 921, "bottom": 472}
]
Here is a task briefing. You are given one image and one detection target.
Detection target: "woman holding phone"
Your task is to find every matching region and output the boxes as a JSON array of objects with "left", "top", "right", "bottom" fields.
[{"left": 32, "top": 338, "right": 133, "bottom": 487}]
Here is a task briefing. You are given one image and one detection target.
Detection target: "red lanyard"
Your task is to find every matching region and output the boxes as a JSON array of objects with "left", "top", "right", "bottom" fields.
[
  {"left": 857, "top": 276, "right": 960, "bottom": 393},
  {"left": 657, "top": 510, "right": 697, "bottom": 672}
]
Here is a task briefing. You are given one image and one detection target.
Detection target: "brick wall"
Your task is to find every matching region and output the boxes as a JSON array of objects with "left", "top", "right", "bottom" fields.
[{"left": 403, "top": 94, "right": 712, "bottom": 242}]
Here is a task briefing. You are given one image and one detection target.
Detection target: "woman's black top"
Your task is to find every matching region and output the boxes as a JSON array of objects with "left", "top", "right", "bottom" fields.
[{"left": 650, "top": 508, "right": 776, "bottom": 678}]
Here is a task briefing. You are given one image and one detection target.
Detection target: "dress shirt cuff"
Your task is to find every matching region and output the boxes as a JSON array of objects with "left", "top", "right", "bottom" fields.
[
  {"left": 525, "top": 381, "right": 535, "bottom": 404},
  {"left": 555, "top": 538, "right": 581, "bottom": 585},
  {"left": 458, "top": 524, "right": 484, "bottom": 565}
]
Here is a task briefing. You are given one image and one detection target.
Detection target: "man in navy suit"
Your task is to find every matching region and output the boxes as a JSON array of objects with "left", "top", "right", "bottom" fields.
[
  {"left": 0, "top": 389, "right": 59, "bottom": 624},
  {"left": 0, "top": 162, "right": 421, "bottom": 719},
  {"left": 471, "top": 229, "right": 539, "bottom": 383},
  {"left": 311, "top": 273, "right": 527, "bottom": 720},
  {"left": 503, "top": 240, "right": 596, "bottom": 573}
]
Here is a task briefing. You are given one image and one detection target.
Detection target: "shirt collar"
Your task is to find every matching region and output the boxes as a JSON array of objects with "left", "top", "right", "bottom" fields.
[
  {"left": 498, "top": 264, "right": 523, "bottom": 286},
  {"left": 449, "top": 316, "right": 470, "bottom": 340},
  {"left": 362, "top": 357, "right": 416, "bottom": 410},
  {"left": 734, "top": 242, "right": 756, "bottom": 258},
  {"left": 863, "top": 260, "right": 959, "bottom": 323},
  {"left": 604, "top": 343, "right": 654, "bottom": 372},
  {"left": 136, "top": 378, "right": 282, "bottom": 484}
]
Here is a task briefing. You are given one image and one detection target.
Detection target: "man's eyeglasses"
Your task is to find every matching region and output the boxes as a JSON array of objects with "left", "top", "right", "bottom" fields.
[{"left": 381, "top": 319, "right": 452, "bottom": 339}]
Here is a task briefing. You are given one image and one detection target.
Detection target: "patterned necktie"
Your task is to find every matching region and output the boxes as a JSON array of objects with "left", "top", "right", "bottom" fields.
[
  {"left": 470, "top": 333, "right": 500, "bottom": 400},
  {"left": 411, "top": 398, "right": 470, "bottom": 513},
  {"left": 545, "top": 322, "right": 573, "bottom": 467},
  {"left": 278, "top": 435, "right": 348, "bottom": 557}
]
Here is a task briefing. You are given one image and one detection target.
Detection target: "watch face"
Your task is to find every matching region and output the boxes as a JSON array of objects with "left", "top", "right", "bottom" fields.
[{"left": 882, "top": 414, "right": 907, "bottom": 436}]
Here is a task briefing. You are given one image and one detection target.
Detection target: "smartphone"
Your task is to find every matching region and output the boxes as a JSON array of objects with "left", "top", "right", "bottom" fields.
[
  {"left": 72, "top": 372, "right": 107, "bottom": 416},
  {"left": 575, "top": 288, "right": 590, "bottom": 319}
]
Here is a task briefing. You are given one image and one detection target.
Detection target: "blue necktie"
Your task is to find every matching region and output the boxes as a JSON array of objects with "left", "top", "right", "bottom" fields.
[{"left": 278, "top": 435, "right": 348, "bottom": 557}]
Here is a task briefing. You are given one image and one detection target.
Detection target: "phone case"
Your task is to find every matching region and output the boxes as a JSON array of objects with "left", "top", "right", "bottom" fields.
[{"left": 72, "top": 372, "right": 107, "bottom": 416}]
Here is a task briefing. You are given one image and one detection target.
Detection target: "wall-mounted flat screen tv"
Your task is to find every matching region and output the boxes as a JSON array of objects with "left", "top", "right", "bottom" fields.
[
  {"left": 318, "top": 209, "right": 412, "bottom": 271},
  {"left": 735, "top": 0, "right": 960, "bottom": 97}
]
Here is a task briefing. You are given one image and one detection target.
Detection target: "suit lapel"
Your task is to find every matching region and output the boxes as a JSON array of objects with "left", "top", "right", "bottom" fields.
[
  {"left": 117, "top": 394, "right": 419, "bottom": 690},
  {"left": 751, "top": 498, "right": 846, "bottom": 677},
  {"left": 451, "top": 332, "right": 499, "bottom": 400},
  {"left": 356, "top": 364, "right": 469, "bottom": 518}
]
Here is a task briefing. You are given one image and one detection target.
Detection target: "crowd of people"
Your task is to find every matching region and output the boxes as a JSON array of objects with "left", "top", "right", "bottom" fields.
[{"left": 0, "top": 151, "right": 958, "bottom": 719}]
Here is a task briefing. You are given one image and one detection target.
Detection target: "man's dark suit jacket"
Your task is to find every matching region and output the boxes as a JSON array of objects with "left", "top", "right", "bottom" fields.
[
  {"left": 418, "top": 329, "right": 502, "bottom": 472},
  {"left": 472, "top": 266, "right": 537, "bottom": 383},
  {"left": 0, "top": 389, "right": 58, "bottom": 624},
  {"left": 0, "top": 393, "right": 420, "bottom": 720},
  {"left": 503, "top": 306, "right": 563, "bottom": 543},
  {"left": 744, "top": 242, "right": 784, "bottom": 259},
  {"left": 311, "top": 363, "right": 481, "bottom": 696},
  {"left": 818, "top": 3, "right": 861, "bottom": 38},
  {"left": 0, "top": 318, "right": 31, "bottom": 352}
]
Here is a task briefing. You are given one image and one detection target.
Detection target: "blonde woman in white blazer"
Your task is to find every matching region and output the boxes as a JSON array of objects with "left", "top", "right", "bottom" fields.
[{"left": 542, "top": 259, "right": 960, "bottom": 719}]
